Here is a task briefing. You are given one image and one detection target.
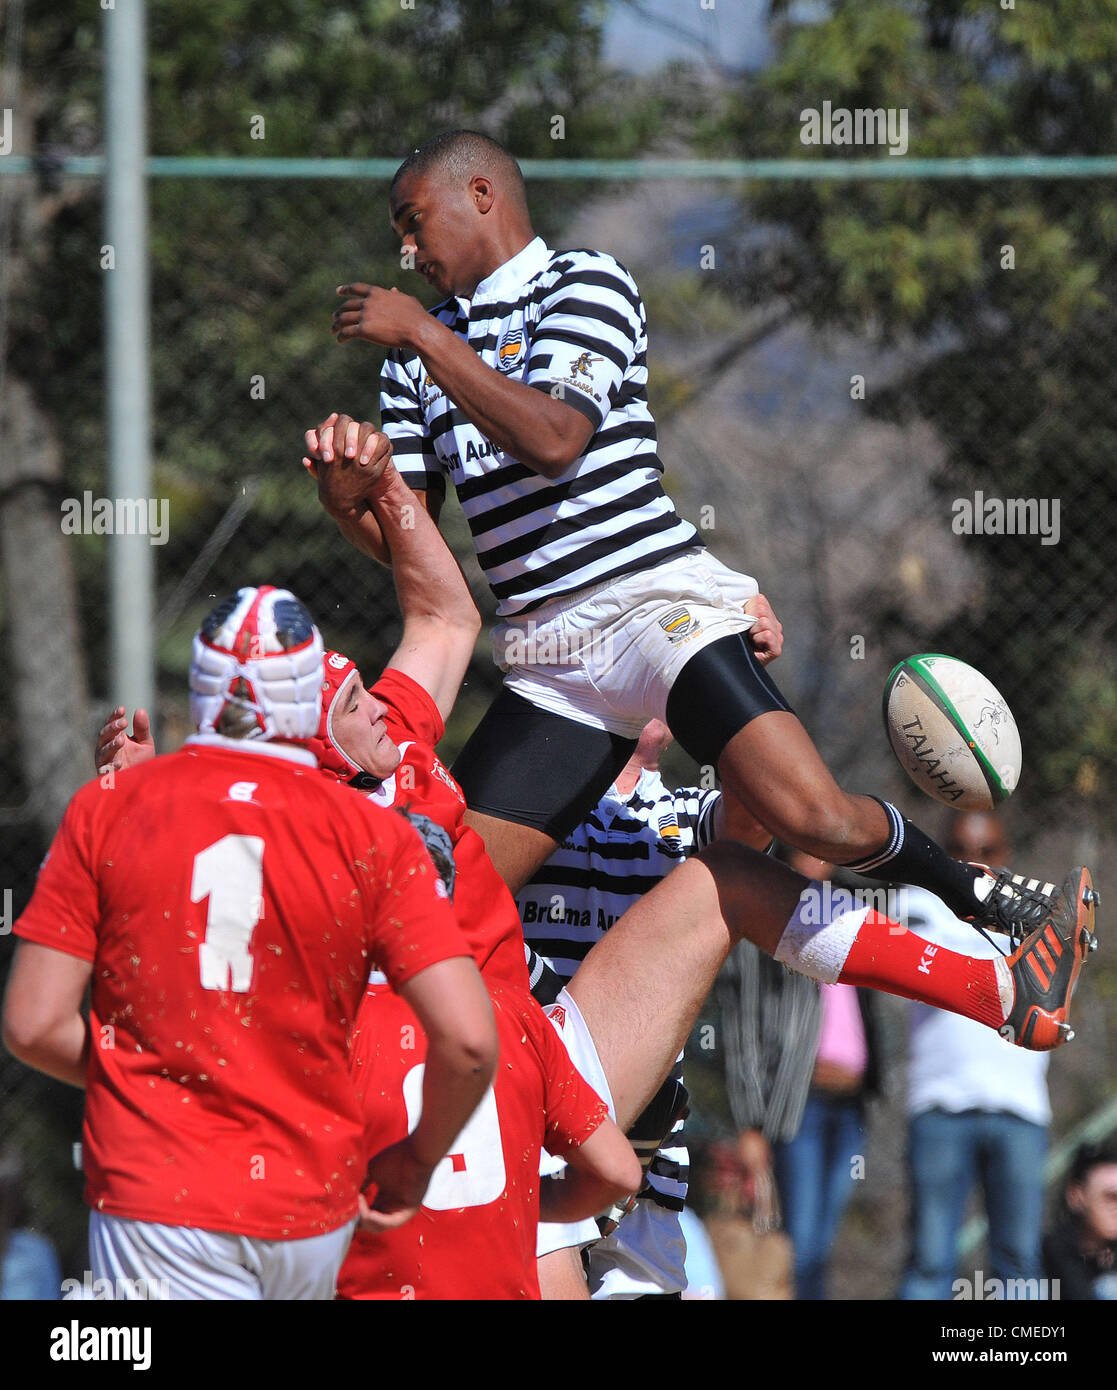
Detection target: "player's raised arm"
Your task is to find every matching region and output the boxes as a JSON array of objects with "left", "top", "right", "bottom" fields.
[{"left": 307, "top": 412, "right": 481, "bottom": 722}]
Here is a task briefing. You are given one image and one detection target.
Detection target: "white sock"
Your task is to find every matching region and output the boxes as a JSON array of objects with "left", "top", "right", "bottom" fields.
[{"left": 773, "top": 880, "right": 871, "bottom": 984}]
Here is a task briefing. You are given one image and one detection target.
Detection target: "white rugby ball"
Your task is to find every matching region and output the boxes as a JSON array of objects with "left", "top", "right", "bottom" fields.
[{"left": 883, "top": 654, "right": 1021, "bottom": 810}]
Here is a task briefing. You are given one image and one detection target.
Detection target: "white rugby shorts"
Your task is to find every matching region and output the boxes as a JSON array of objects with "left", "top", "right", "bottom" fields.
[
  {"left": 493, "top": 548, "right": 759, "bottom": 739},
  {"left": 89, "top": 1211, "right": 356, "bottom": 1300},
  {"left": 536, "top": 986, "right": 616, "bottom": 1259}
]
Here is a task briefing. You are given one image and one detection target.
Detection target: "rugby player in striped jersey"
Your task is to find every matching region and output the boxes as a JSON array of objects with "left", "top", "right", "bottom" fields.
[{"left": 324, "top": 130, "right": 1094, "bottom": 1058}]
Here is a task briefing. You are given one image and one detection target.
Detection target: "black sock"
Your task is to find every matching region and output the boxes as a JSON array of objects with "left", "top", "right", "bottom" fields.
[{"left": 842, "top": 799, "right": 983, "bottom": 918}]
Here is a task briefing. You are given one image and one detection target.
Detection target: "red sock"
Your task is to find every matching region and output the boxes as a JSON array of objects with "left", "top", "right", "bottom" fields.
[{"left": 839, "top": 910, "right": 1009, "bottom": 1029}]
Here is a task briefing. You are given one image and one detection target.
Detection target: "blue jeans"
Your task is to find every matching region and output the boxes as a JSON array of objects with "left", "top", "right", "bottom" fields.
[
  {"left": 901, "top": 1108, "right": 1047, "bottom": 1300},
  {"left": 773, "top": 1091, "right": 865, "bottom": 1301}
]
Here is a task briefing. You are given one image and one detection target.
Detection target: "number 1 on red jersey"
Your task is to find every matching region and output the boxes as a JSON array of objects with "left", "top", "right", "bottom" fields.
[{"left": 192, "top": 834, "right": 265, "bottom": 993}]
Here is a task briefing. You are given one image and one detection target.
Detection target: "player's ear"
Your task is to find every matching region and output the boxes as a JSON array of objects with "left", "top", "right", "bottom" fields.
[{"left": 471, "top": 176, "right": 495, "bottom": 214}]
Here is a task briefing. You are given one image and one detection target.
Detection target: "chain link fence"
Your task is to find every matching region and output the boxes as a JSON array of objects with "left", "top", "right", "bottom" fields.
[{"left": 2, "top": 164, "right": 1115, "bottom": 1294}]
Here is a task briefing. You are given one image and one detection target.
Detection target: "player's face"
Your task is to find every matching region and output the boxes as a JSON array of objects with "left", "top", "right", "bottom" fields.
[
  {"left": 947, "top": 814, "right": 1008, "bottom": 866},
  {"left": 1072, "top": 1165, "right": 1117, "bottom": 1242},
  {"left": 390, "top": 172, "right": 484, "bottom": 298},
  {"left": 331, "top": 675, "right": 402, "bottom": 780}
]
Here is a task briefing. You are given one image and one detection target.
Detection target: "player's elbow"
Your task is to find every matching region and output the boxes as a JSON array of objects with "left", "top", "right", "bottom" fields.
[
  {"left": 603, "top": 1140, "right": 643, "bottom": 1206},
  {"left": 2, "top": 993, "right": 49, "bottom": 1064},
  {"left": 526, "top": 409, "right": 594, "bottom": 478},
  {"left": 445, "top": 1014, "right": 499, "bottom": 1083},
  {"left": 577, "top": 1123, "right": 642, "bottom": 1209},
  {"left": 453, "top": 605, "right": 483, "bottom": 643}
]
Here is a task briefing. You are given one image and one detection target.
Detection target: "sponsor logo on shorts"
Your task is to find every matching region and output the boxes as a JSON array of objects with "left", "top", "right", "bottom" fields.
[
  {"left": 657, "top": 606, "right": 703, "bottom": 645},
  {"left": 546, "top": 1003, "right": 567, "bottom": 1028}
]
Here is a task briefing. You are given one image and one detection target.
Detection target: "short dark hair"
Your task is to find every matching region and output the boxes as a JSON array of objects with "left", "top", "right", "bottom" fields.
[
  {"left": 1068, "top": 1140, "right": 1117, "bottom": 1186},
  {"left": 391, "top": 130, "right": 526, "bottom": 209}
]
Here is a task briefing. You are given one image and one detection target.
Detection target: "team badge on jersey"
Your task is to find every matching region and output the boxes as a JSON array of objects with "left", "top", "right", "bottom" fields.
[
  {"left": 419, "top": 372, "right": 444, "bottom": 409},
  {"left": 497, "top": 328, "right": 525, "bottom": 373},
  {"left": 656, "top": 812, "right": 686, "bottom": 858},
  {"left": 556, "top": 352, "right": 604, "bottom": 406},
  {"left": 657, "top": 606, "right": 703, "bottom": 645}
]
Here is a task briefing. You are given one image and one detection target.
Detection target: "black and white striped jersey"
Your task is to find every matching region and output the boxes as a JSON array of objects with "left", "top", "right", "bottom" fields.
[
  {"left": 380, "top": 236, "right": 701, "bottom": 616},
  {"left": 517, "top": 769, "right": 721, "bottom": 1241}
]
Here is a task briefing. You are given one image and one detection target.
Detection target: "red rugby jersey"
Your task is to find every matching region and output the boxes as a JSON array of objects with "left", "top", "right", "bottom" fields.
[
  {"left": 366, "top": 666, "right": 529, "bottom": 990},
  {"left": 14, "top": 736, "right": 471, "bottom": 1240},
  {"left": 337, "top": 980, "right": 609, "bottom": 1300}
]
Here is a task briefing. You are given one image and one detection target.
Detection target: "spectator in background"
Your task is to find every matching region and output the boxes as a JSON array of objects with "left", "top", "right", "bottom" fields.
[
  {"left": 899, "top": 812, "right": 1050, "bottom": 1301},
  {"left": 718, "top": 848, "right": 884, "bottom": 1300},
  {"left": 0, "top": 1151, "right": 60, "bottom": 1300},
  {"left": 1043, "top": 1142, "right": 1117, "bottom": 1300}
]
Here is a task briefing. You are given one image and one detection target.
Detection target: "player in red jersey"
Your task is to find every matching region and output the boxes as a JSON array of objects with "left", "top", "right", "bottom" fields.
[
  {"left": 305, "top": 649, "right": 640, "bottom": 1299},
  {"left": 2, "top": 586, "right": 499, "bottom": 1299},
  {"left": 90, "top": 509, "right": 640, "bottom": 1298}
]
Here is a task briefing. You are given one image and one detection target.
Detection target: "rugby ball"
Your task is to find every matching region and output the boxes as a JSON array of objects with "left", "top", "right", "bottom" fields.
[{"left": 883, "top": 654, "right": 1021, "bottom": 810}]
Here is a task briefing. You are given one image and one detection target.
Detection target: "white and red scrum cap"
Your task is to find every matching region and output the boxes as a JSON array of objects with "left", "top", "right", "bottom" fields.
[{"left": 189, "top": 586, "right": 324, "bottom": 741}]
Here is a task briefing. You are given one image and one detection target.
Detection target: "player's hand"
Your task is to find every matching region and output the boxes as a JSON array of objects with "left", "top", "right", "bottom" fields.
[
  {"left": 303, "top": 412, "right": 394, "bottom": 518},
  {"left": 357, "top": 1137, "right": 435, "bottom": 1233},
  {"left": 744, "top": 593, "right": 783, "bottom": 665},
  {"left": 95, "top": 706, "right": 156, "bottom": 776},
  {"left": 331, "top": 283, "right": 428, "bottom": 350}
]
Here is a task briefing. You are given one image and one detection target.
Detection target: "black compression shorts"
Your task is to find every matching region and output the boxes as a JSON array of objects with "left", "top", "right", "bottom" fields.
[
  {"left": 665, "top": 631, "right": 794, "bottom": 767},
  {"left": 452, "top": 635, "right": 791, "bottom": 838},
  {"left": 450, "top": 687, "right": 637, "bottom": 842}
]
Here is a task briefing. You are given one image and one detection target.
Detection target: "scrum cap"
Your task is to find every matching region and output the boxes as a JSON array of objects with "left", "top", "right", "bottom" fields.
[
  {"left": 305, "top": 650, "right": 365, "bottom": 781},
  {"left": 189, "top": 586, "right": 324, "bottom": 741}
]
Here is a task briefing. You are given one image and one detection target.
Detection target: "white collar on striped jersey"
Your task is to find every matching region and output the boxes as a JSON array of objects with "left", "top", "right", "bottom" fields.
[{"left": 469, "top": 236, "right": 550, "bottom": 304}]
